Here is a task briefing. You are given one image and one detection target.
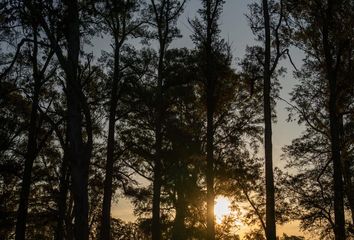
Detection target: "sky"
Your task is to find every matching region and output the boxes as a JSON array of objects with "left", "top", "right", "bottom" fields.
[{"left": 91, "top": 0, "right": 308, "bottom": 238}]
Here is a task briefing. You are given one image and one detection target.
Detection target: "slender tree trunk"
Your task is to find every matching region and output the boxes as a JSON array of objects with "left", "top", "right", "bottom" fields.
[
  {"left": 67, "top": 80, "right": 89, "bottom": 240},
  {"left": 39, "top": 0, "right": 90, "bottom": 237},
  {"left": 64, "top": 1, "right": 89, "bottom": 239},
  {"left": 322, "top": 1, "right": 346, "bottom": 239},
  {"left": 205, "top": 1, "right": 215, "bottom": 239},
  {"left": 150, "top": 1, "right": 186, "bottom": 237},
  {"left": 15, "top": 25, "right": 40, "bottom": 240},
  {"left": 328, "top": 71, "right": 346, "bottom": 240},
  {"left": 339, "top": 115, "right": 354, "bottom": 225},
  {"left": 343, "top": 162, "right": 354, "bottom": 225},
  {"left": 172, "top": 204, "right": 186, "bottom": 240},
  {"left": 152, "top": 41, "right": 165, "bottom": 240},
  {"left": 33, "top": 4, "right": 88, "bottom": 237},
  {"left": 262, "top": 0, "right": 276, "bottom": 239},
  {"left": 206, "top": 87, "right": 215, "bottom": 240},
  {"left": 15, "top": 90, "right": 39, "bottom": 240},
  {"left": 152, "top": 159, "right": 162, "bottom": 240},
  {"left": 100, "top": 41, "right": 120, "bottom": 240},
  {"left": 343, "top": 150, "right": 354, "bottom": 226},
  {"left": 172, "top": 160, "right": 186, "bottom": 240}
]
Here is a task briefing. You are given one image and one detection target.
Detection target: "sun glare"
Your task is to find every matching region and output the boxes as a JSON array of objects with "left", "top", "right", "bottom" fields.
[{"left": 214, "top": 196, "right": 232, "bottom": 224}]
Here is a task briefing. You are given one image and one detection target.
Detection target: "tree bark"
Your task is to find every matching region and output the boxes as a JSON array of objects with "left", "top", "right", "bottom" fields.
[
  {"left": 262, "top": 1, "right": 276, "bottom": 240},
  {"left": 100, "top": 40, "right": 121, "bottom": 240}
]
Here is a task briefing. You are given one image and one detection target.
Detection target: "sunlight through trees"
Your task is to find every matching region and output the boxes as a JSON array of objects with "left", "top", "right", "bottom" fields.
[{"left": 0, "top": 0, "right": 353, "bottom": 239}]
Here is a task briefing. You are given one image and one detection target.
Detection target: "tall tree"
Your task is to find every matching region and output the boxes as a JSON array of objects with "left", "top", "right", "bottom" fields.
[
  {"left": 148, "top": 1, "right": 185, "bottom": 239},
  {"left": 28, "top": 1, "right": 94, "bottom": 239},
  {"left": 96, "top": 1, "right": 143, "bottom": 239},
  {"left": 322, "top": 2, "right": 346, "bottom": 238},
  {"left": 280, "top": 63, "right": 352, "bottom": 238},
  {"left": 247, "top": 0, "right": 288, "bottom": 238},
  {"left": 120, "top": 47, "right": 205, "bottom": 239},
  {"left": 190, "top": 1, "right": 226, "bottom": 239},
  {"left": 280, "top": 2, "right": 354, "bottom": 236},
  {"left": 262, "top": 1, "right": 276, "bottom": 238},
  {"left": 13, "top": 16, "right": 43, "bottom": 240},
  {"left": 1, "top": 5, "right": 57, "bottom": 238},
  {"left": 283, "top": 0, "right": 354, "bottom": 238}
]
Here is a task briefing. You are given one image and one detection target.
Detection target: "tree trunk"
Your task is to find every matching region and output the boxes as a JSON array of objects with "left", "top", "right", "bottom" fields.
[
  {"left": 100, "top": 41, "right": 120, "bottom": 240},
  {"left": 152, "top": 40, "right": 165, "bottom": 240},
  {"left": 15, "top": 25, "right": 40, "bottom": 240},
  {"left": 206, "top": 1, "right": 215, "bottom": 239},
  {"left": 322, "top": 1, "right": 346, "bottom": 239},
  {"left": 262, "top": 1, "right": 276, "bottom": 239},
  {"left": 206, "top": 87, "right": 215, "bottom": 240},
  {"left": 343, "top": 149, "right": 354, "bottom": 226},
  {"left": 150, "top": 1, "right": 187, "bottom": 237},
  {"left": 14, "top": 91, "right": 39, "bottom": 240},
  {"left": 328, "top": 72, "right": 346, "bottom": 240},
  {"left": 64, "top": 1, "right": 90, "bottom": 239},
  {"left": 339, "top": 115, "right": 354, "bottom": 225},
  {"left": 172, "top": 160, "right": 186, "bottom": 240}
]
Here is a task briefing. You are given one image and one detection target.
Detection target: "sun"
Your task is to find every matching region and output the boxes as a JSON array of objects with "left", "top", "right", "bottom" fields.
[{"left": 214, "top": 196, "right": 232, "bottom": 224}]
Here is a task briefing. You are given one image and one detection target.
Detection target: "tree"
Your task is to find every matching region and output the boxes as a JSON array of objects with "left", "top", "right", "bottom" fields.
[
  {"left": 280, "top": 35, "right": 354, "bottom": 239},
  {"left": 190, "top": 1, "right": 226, "bottom": 239},
  {"left": 161, "top": 48, "right": 204, "bottom": 240},
  {"left": 14, "top": 20, "right": 56, "bottom": 240},
  {"left": 283, "top": 0, "right": 354, "bottom": 238},
  {"left": 262, "top": 2, "right": 276, "bottom": 237},
  {"left": 94, "top": 1, "right": 144, "bottom": 239},
  {"left": 246, "top": 0, "right": 288, "bottom": 238},
  {"left": 147, "top": 1, "right": 186, "bottom": 239},
  {"left": 26, "top": 1, "right": 94, "bottom": 239},
  {"left": 0, "top": 2, "right": 59, "bottom": 238},
  {"left": 321, "top": 2, "right": 346, "bottom": 238},
  {"left": 3, "top": 1, "right": 353, "bottom": 239},
  {"left": 118, "top": 47, "right": 202, "bottom": 239}
]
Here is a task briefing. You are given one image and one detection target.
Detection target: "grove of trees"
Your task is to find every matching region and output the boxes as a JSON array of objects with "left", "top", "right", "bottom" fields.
[{"left": 0, "top": 0, "right": 353, "bottom": 239}]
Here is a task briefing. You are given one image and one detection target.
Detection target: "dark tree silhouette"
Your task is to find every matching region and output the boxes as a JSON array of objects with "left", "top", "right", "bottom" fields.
[
  {"left": 95, "top": 1, "right": 144, "bottom": 239},
  {"left": 14, "top": 18, "right": 53, "bottom": 240},
  {"left": 1, "top": 0, "right": 353, "bottom": 239},
  {"left": 190, "top": 1, "right": 226, "bottom": 239},
  {"left": 147, "top": 1, "right": 186, "bottom": 239},
  {"left": 246, "top": 0, "right": 288, "bottom": 239},
  {"left": 28, "top": 1, "right": 94, "bottom": 239},
  {"left": 284, "top": 0, "right": 354, "bottom": 238},
  {"left": 262, "top": 1, "right": 277, "bottom": 238}
]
